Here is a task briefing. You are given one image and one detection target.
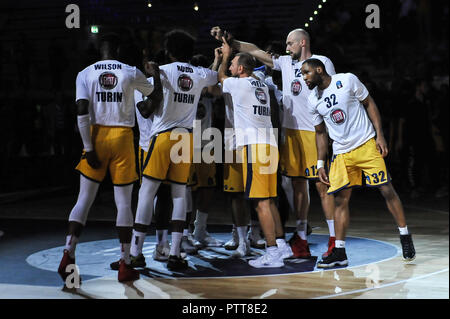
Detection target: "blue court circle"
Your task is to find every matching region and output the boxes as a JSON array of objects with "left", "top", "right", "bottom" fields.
[{"left": 26, "top": 233, "right": 399, "bottom": 282}]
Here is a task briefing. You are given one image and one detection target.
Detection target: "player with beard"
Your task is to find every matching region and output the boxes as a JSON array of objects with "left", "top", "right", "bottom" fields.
[{"left": 301, "top": 58, "right": 416, "bottom": 267}]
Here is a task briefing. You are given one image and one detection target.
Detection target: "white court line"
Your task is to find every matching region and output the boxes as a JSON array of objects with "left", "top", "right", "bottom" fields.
[{"left": 314, "top": 268, "right": 449, "bottom": 299}]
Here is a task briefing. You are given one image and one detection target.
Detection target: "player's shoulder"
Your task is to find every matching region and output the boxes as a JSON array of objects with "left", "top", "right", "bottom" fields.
[
  {"left": 310, "top": 54, "right": 332, "bottom": 64},
  {"left": 274, "top": 55, "right": 292, "bottom": 64},
  {"left": 338, "top": 72, "right": 359, "bottom": 82}
]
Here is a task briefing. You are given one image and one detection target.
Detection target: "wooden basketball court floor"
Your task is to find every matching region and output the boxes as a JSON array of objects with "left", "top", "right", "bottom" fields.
[{"left": 0, "top": 187, "right": 448, "bottom": 300}]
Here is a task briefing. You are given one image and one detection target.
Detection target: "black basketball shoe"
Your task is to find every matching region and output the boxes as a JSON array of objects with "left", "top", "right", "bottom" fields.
[{"left": 400, "top": 234, "right": 416, "bottom": 261}]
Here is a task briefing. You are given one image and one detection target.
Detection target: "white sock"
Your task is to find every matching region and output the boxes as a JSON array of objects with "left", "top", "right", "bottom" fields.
[
  {"left": 398, "top": 226, "right": 409, "bottom": 235},
  {"left": 130, "top": 230, "right": 146, "bottom": 256},
  {"left": 327, "top": 220, "right": 336, "bottom": 237},
  {"left": 276, "top": 238, "right": 287, "bottom": 248},
  {"left": 236, "top": 226, "right": 247, "bottom": 244},
  {"left": 156, "top": 229, "right": 168, "bottom": 245},
  {"left": 296, "top": 219, "right": 307, "bottom": 240},
  {"left": 169, "top": 232, "right": 183, "bottom": 256},
  {"left": 65, "top": 235, "right": 78, "bottom": 258},
  {"left": 335, "top": 240, "right": 345, "bottom": 248},
  {"left": 121, "top": 243, "right": 131, "bottom": 264},
  {"left": 183, "top": 228, "right": 189, "bottom": 236}
]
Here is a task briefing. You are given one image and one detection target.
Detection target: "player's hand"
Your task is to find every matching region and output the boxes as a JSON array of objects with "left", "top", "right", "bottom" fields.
[
  {"left": 221, "top": 37, "right": 232, "bottom": 57},
  {"left": 86, "top": 150, "right": 101, "bottom": 169},
  {"left": 318, "top": 167, "right": 330, "bottom": 186},
  {"left": 376, "top": 135, "right": 389, "bottom": 158},
  {"left": 145, "top": 61, "right": 160, "bottom": 77},
  {"left": 214, "top": 47, "right": 223, "bottom": 61},
  {"left": 210, "top": 26, "right": 224, "bottom": 41},
  {"left": 267, "top": 51, "right": 280, "bottom": 59}
]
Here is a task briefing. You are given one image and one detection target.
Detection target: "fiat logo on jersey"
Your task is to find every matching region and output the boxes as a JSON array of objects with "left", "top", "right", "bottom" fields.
[
  {"left": 99, "top": 72, "right": 118, "bottom": 90},
  {"left": 291, "top": 79, "right": 302, "bottom": 96},
  {"left": 178, "top": 74, "right": 193, "bottom": 91},
  {"left": 331, "top": 109, "right": 346, "bottom": 125},
  {"left": 255, "top": 88, "right": 267, "bottom": 104}
]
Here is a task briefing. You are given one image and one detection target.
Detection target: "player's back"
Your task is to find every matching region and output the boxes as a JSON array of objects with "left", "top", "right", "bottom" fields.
[
  {"left": 149, "top": 62, "right": 217, "bottom": 136},
  {"left": 76, "top": 59, "right": 153, "bottom": 127},
  {"left": 223, "top": 76, "right": 276, "bottom": 148}
]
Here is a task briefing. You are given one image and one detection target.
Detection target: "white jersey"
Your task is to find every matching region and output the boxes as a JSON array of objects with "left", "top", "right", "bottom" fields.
[
  {"left": 134, "top": 88, "right": 153, "bottom": 150},
  {"left": 76, "top": 59, "right": 154, "bottom": 127},
  {"left": 273, "top": 54, "right": 335, "bottom": 131},
  {"left": 149, "top": 62, "right": 218, "bottom": 137},
  {"left": 308, "top": 73, "right": 374, "bottom": 154},
  {"left": 222, "top": 76, "right": 277, "bottom": 148}
]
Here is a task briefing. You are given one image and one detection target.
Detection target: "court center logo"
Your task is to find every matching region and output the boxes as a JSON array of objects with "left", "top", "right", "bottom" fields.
[
  {"left": 291, "top": 79, "right": 302, "bottom": 96},
  {"left": 99, "top": 72, "right": 118, "bottom": 90},
  {"left": 254, "top": 88, "right": 267, "bottom": 104},
  {"left": 178, "top": 74, "right": 193, "bottom": 91},
  {"left": 331, "top": 109, "right": 346, "bottom": 125}
]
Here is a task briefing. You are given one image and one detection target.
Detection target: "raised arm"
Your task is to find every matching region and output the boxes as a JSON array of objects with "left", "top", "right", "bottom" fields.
[
  {"left": 137, "top": 62, "right": 163, "bottom": 118},
  {"left": 210, "top": 26, "right": 274, "bottom": 68},
  {"left": 218, "top": 37, "right": 232, "bottom": 85},
  {"left": 315, "top": 121, "right": 330, "bottom": 185},
  {"left": 362, "top": 95, "right": 388, "bottom": 157}
]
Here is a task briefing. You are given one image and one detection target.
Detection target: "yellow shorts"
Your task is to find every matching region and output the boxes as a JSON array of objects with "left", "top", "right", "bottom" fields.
[
  {"left": 280, "top": 129, "right": 319, "bottom": 179},
  {"left": 223, "top": 149, "right": 244, "bottom": 192},
  {"left": 142, "top": 130, "right": 193, "bottom": 184},
  {"left": 242, "top": 144, "right": 278, "bottom": 199},
  {"left": 76, "top": 125, "right": 138, "bottom": 185},
  {"left": 188, "top": 157, "right": 217, "bottom": 191},
  {"left": 328, "top": 138, "right": 391, "bottom": 194}
]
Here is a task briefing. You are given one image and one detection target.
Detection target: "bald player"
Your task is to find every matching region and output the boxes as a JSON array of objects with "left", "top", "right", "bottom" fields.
[
  {"left": 302, "top": 58, "right": 416, "bottom": 267},
  {"left": 218, "top": 37, "right": 292, "bottom": 268},
  {"left": 211, "top": 27, "right": 336, "bottom": 259},
  {"left": 58, "top": 33, "right": 162, "bottom": 284}
]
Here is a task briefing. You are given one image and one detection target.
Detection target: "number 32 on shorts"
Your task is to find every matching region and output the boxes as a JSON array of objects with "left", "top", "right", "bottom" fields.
[{"left": 365, "top": 171, "right": 387, "bottom": 185}]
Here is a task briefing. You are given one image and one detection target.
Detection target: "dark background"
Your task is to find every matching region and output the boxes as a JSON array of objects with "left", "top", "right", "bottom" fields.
[{"left": 0, "top": 0, "right": 448, "bottom": 201}]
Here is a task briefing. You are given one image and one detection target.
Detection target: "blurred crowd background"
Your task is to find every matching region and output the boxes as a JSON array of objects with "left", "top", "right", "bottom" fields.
[{"left": 0, "top": 0, "right": 448, "bottom": 199}]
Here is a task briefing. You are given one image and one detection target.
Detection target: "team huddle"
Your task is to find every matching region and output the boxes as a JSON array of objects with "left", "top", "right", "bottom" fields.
[{"left": 57, "top": 26, "right": 416, "bottom": 284}]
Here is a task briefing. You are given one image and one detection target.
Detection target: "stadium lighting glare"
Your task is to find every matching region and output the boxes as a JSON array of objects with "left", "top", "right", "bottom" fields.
[
  {"left": 305, "top": 23, "right": 309, "bottom": 27},
  {"left": 309, "top": 17, "right": 313, "bottom": 21},
  {"left": 314, "top": 10, "right": 318, "bottom": 15},
  {"left": 318, "top": 4, "right": 322, "bottom": 8},
  {"left": 194, "top": 3, "right": 199, "bottom": 11},
  {"left": 90, "top": 25, "right": 99, "bottom": 33},
  {"left": 322, "top": 0, "right": 327, "bottom": 2},
  {"left": 147, "top": 1, "right": 152, "bottom": 8}
]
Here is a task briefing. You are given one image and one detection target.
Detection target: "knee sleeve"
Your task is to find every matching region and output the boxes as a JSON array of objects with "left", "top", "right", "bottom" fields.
[
  {"left": 135, "top": 177, "right": 161, "bottom": 226},
  {"left": 69, "top": 175, "right": 100, "bottom": 225},
  {"left": 171, "top": 183, "right": 186, "bottom": 221},
  {"left": 114, "top": 184, "right": 134, "bottom": 227}
]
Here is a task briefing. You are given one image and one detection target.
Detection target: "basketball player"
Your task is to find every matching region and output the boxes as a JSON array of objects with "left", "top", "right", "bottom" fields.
[
  {"left": 110, "top": 59, "right": 171, "bottom": 270},
  {"left": 130, "top": 30, "right": 218, "bottom": 271},
  {"left": 58, "top": 33, "right": 162, "bottom": 283},
  {"left": 301, "top": 58, "right": 416, "bottom": 267},
  {"left": 219, "top": 37, "right": 291, "bottom": 268},
  {"left": 211, "top": 26, "right": 336, "bottom": 259}
]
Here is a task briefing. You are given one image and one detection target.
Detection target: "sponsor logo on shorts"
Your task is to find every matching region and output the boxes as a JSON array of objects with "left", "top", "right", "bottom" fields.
[
  {"left": 99, "top": 72, "right": 118, "bottom": 90},
  {"left": 254, "top": 88, "right": 267, "bottom": 104},
  {"left": 291, "top": 79, "right": 302, "bottom": 96},
  {"left": 331, "top": 109, "right": 346, "bottom": 125},
  {"left": 178, "top": 74, "right": 193, "bottom": 91}
]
